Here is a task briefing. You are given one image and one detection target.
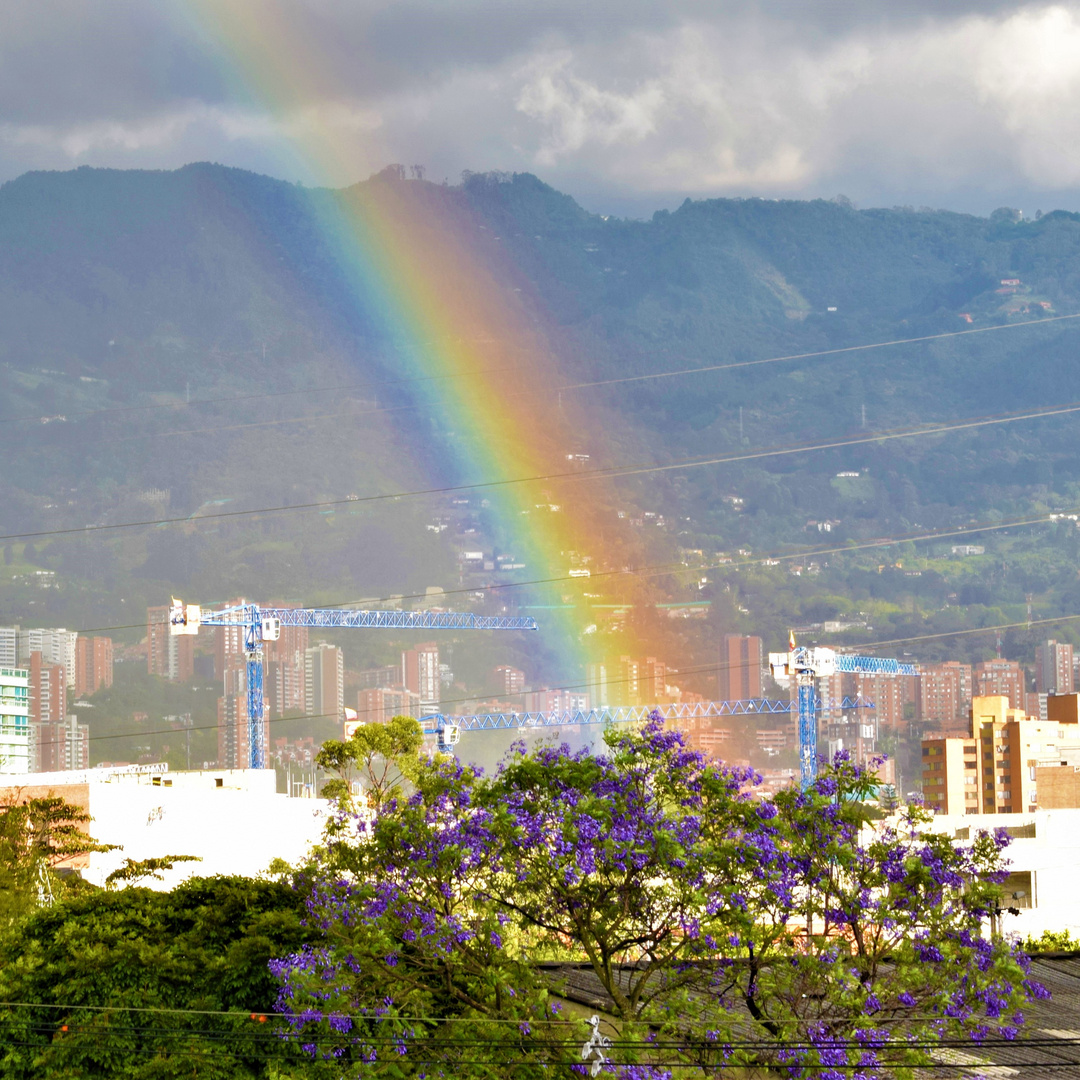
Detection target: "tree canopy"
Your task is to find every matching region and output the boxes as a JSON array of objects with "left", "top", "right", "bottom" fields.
[
  {"left": 274, "top": 715, "right": 1042, "bottom": 1077},
  {"left": 0, "top": 876, "right": 312, "bottom": 1078},
  {"left": 315, "top": 716, "right": 424, "bottom": 809}
]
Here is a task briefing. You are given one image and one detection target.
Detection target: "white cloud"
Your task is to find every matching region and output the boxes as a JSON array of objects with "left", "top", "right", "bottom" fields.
[
  {"left": 0, "top": 111, "right": 203, "bottom": 158},
  {"left": 510, "top": 24, "right": 870, "bottom": 190},
  {"left": 503, "top": 5, "right": 1080, "bottom": 198},
  {"left": 6, "top": 2, "right": 1080, "bottom": 208},
  {"left": 0, "top": 101, "right": 383, "bottom": 171},
  {"left": 516, "top": 51, "right": 665, "bottom": 165},
  {"left": 970, "top": 5, "right": 1080, "bottom": 185}
]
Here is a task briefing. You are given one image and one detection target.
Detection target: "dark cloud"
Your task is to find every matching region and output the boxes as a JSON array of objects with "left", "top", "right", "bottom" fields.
[{"left": 1, "top": 1, "right": 1079, "bottom": 214}]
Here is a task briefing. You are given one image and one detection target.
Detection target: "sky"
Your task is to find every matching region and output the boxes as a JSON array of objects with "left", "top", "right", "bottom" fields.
[{"left": 4, "top": 0, "right": 1080, "bottom": 217}]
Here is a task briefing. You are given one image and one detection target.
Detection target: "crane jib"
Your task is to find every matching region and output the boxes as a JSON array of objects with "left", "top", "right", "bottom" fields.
[
  {"left": 166, "top": 597, "right": 539, "bottom": 770},
  {"left": 195, "top": 607, "right": 538, "bottom": 632}
]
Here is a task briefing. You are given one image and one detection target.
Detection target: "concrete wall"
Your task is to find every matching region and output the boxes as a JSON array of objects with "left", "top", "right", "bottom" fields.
[
  {"left": 0, "top": 767, "right": 329, "bottom": 888},
  {"left": 928, "top": 808, "right": 1080, "bottom": 937},
  {"left": 1036, "top": 766, "right": 1080, "bottom": 810},
  {"left": 82, "top": 780, "right": 330, "bottom": 888}
]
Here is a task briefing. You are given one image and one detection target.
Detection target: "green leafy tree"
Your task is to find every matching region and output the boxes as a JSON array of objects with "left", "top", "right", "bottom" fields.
[
  {"left": 104, "top": 854, "right": 202, "bottom": 888},
  {"left": 0, "top": 795, "right": 114, "bottom": 923},
  {"left": 275, "top": 720, "right": 1043, "bottom": 1077},
  {"left": 315, "top": 716, "right": 423, "bottom": 809},
  {"left": 274, "top": 754, "right": 566, "bottom": 1074},
  {"left": 0, "top": 876, "right": 314, "bottom": 1078},
  {"left": 1024, "top": 928, "right": 1080, "bottom": 952}
]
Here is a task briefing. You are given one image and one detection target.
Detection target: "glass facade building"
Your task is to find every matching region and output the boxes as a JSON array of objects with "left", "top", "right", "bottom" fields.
[{"left": 0, "top": 667, "right": 30, "bottom": 774}]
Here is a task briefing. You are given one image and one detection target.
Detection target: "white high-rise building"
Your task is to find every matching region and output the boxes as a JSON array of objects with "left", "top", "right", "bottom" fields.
[
  {"left": 0, "top": 627, "right": 19, "bottom": 668},
  {"left": 304, "top": 644, "right": 345, "bottom": 723},
  {"left": 19, "top": 628, "right": 77, "bottom": 678}
]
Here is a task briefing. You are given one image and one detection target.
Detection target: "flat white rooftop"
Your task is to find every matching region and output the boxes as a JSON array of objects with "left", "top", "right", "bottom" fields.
[
  {"left": 0, "top": 763, "right": 328, "bottom": 888},
  {"left": 0, "top": 763, "right": 277, "bottom": 794}
]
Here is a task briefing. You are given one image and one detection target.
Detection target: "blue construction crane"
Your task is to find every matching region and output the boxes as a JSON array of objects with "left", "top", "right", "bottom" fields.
[
  {"left": 168, "top": 598, "right": 537, "bottom": 768},
  {"left": 769, "top": 641, "right": 917, "bottom": 787},
  {"left": 420, "top": 694, "right": 876, "bottom": 755}
]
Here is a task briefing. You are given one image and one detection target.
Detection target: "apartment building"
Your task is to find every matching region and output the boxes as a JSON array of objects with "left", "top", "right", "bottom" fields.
[
  {"left": 402, "top": 643, "right": 439, "bottom": 713},
  {"left": 585, "top": 663, "right": 608, "bottom": 709},
  {"left": 523, "top": 688, "right": 589, "bottom": 714},
  {"left": 0, "top": 667, "right": 29, "bottom": 774},
  {"left": 973, "top": 660, "right": 1025, "bottom": 710},
  {"left": 719, "top": 635, "right": 763, "bottom": 701},
  {"left": 26, "top": 651, "right": 67, "bottom": 773},
  {"left": 848, "top": 672, "right": 913, "bottom": 731},
  {"left": 355, "top": 686, "right": 419, "bottom": 725},
  {"left": 922, "top": 695, "right": 1080, "bottom": 815},
  {"left": 0, "top": 628, "right": 17, "bottom": 668},
  {"left": 678, "top": 715, "right": 734, "bottom": 761},
  {"left": 19, "top": 628, "right": 77, "bottom": 679},
  {"left": 74, "top": 636, "right": 113, "bottom": 698},
  {"left": 356, "top": 665, "right": 403, "bottom": 691},
  {"left": 147, "top": 606, "right": 194, "bottom": 682},
  {"left": 306, "top": 643, "right": 345, "bottom": 723},
  {"left": 916, "top": 661, "right": 973, "bottom": 729},
  {"left": 494, "top": 666, "right": 525, "bottom": 695},
  {"left": 61, "top": 714, "right": 90, "bottom": 771},
  {"left": 263, "top": 612, "right": 308, "bottom": 718},
  {"left": 1036, "top": 640, "right": 1075, "bottom": 696},
  {"left": 212, "top": 598, "right": 247, "bottom": 680},
  {"left": 639, "top": 657, "right": 667, "bottom": 703}
]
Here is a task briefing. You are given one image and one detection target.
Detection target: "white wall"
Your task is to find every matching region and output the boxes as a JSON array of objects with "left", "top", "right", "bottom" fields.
[
  {"left": 82, "top": 780, "right": 330, "bottom": 888},
  {"left": 927, "top": 809, "right": 1080, "bottom": 938}
]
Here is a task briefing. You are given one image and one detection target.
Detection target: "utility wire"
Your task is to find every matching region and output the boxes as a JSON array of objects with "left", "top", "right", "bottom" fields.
[
  {"left": 6, "top": 311, "right": 1076, "bottom": 434},
  {"left": 855, "top": 614, "right": 1080, "bottom": 651},
  {"left": 40, "top": 607, "right": 1080, "bottom": 753},
  {"left": 5, "top": 395, "right": 1080, "bottom": 543},
  {"left": 0, "top": 998, "right": 1057, "bottom": 1029},
  {"left": 42, "top": 500, "right": 1080, "bottom": 640},
  {"left": 27, "top": 498, "right": 1080, "bottom": 639}
]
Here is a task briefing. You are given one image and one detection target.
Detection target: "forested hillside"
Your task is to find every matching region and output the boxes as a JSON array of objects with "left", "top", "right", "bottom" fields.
[{"left": 4, "top": 163, "right": 1080, "bottom": 695}]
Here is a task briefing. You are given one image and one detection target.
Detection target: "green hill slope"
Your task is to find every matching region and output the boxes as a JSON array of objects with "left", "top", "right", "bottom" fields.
[{"left": 3, "top": 163, "right": 1080, "bottom": 678}]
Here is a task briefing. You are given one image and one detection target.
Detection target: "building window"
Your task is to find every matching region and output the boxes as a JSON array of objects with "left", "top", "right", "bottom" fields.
[
  {"left": 1003, "top": 822, "right": 1036, "bottom": 840},
  {"left": 1003, "top": 870, "right": 1034, "bottom": 908}
]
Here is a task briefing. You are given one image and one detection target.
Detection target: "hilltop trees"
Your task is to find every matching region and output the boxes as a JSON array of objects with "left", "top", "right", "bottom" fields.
[{"left": 273, "top": 716, "right": 1041, "bottom": 1077}]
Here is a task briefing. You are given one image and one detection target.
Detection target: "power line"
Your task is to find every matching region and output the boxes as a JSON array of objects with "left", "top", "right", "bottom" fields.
[
  {"left": 41, "top": 606, "right": 1080, "bottom": 753},
  {"left": 0, "top": 360, "right": 524, "bottom": 428},
  {"left": 856, "top": 613, "right": 1080, "bottom": 651},
  {"left": 5, "top": 395, "right": 1080, "bottom": 543},
  {"left": 49, "top": 503, "right": 1080, "bottom": 641},
  {"left": 6, "top": 311, "right": 1076, "bottom": 437},
  {"left": 553, "top": 309, "right": 1080, "bottom": 391},
  {"left": 1, "top": 1020, "right": 1076, "bottom": 1070},
  {"left": 0, "top": 999, "right": 1066, "bottom": 1034}
]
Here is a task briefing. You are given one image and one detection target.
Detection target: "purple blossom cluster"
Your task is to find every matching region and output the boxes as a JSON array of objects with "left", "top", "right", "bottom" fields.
[{"left": 271, "top": 714, "right": 1045, "bottom": 1078}]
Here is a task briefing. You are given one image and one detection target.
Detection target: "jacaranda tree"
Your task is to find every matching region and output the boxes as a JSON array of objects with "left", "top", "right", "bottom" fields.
[{"left": 272, "top": 715, "right": 1044, "bottom": 1078}]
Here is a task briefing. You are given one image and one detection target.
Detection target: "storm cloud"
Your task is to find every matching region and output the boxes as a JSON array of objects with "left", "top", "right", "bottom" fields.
[{"left": 2, "top": 1, "right": 1079, "bottom": 214}]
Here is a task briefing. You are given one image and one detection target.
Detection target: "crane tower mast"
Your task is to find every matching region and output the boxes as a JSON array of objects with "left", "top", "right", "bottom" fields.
[{"left": 770, "top": 642, "right": 917, "bottom": 787}]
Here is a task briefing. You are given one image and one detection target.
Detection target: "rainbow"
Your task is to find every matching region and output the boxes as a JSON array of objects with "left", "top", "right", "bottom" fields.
[{"left": 177, "top": 0, "right": 654, "bottom": 690}]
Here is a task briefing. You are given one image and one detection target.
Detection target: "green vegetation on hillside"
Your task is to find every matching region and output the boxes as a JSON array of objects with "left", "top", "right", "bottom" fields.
[{"left": 3, "top": 164, "right": 1080, "bottom": 717}]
